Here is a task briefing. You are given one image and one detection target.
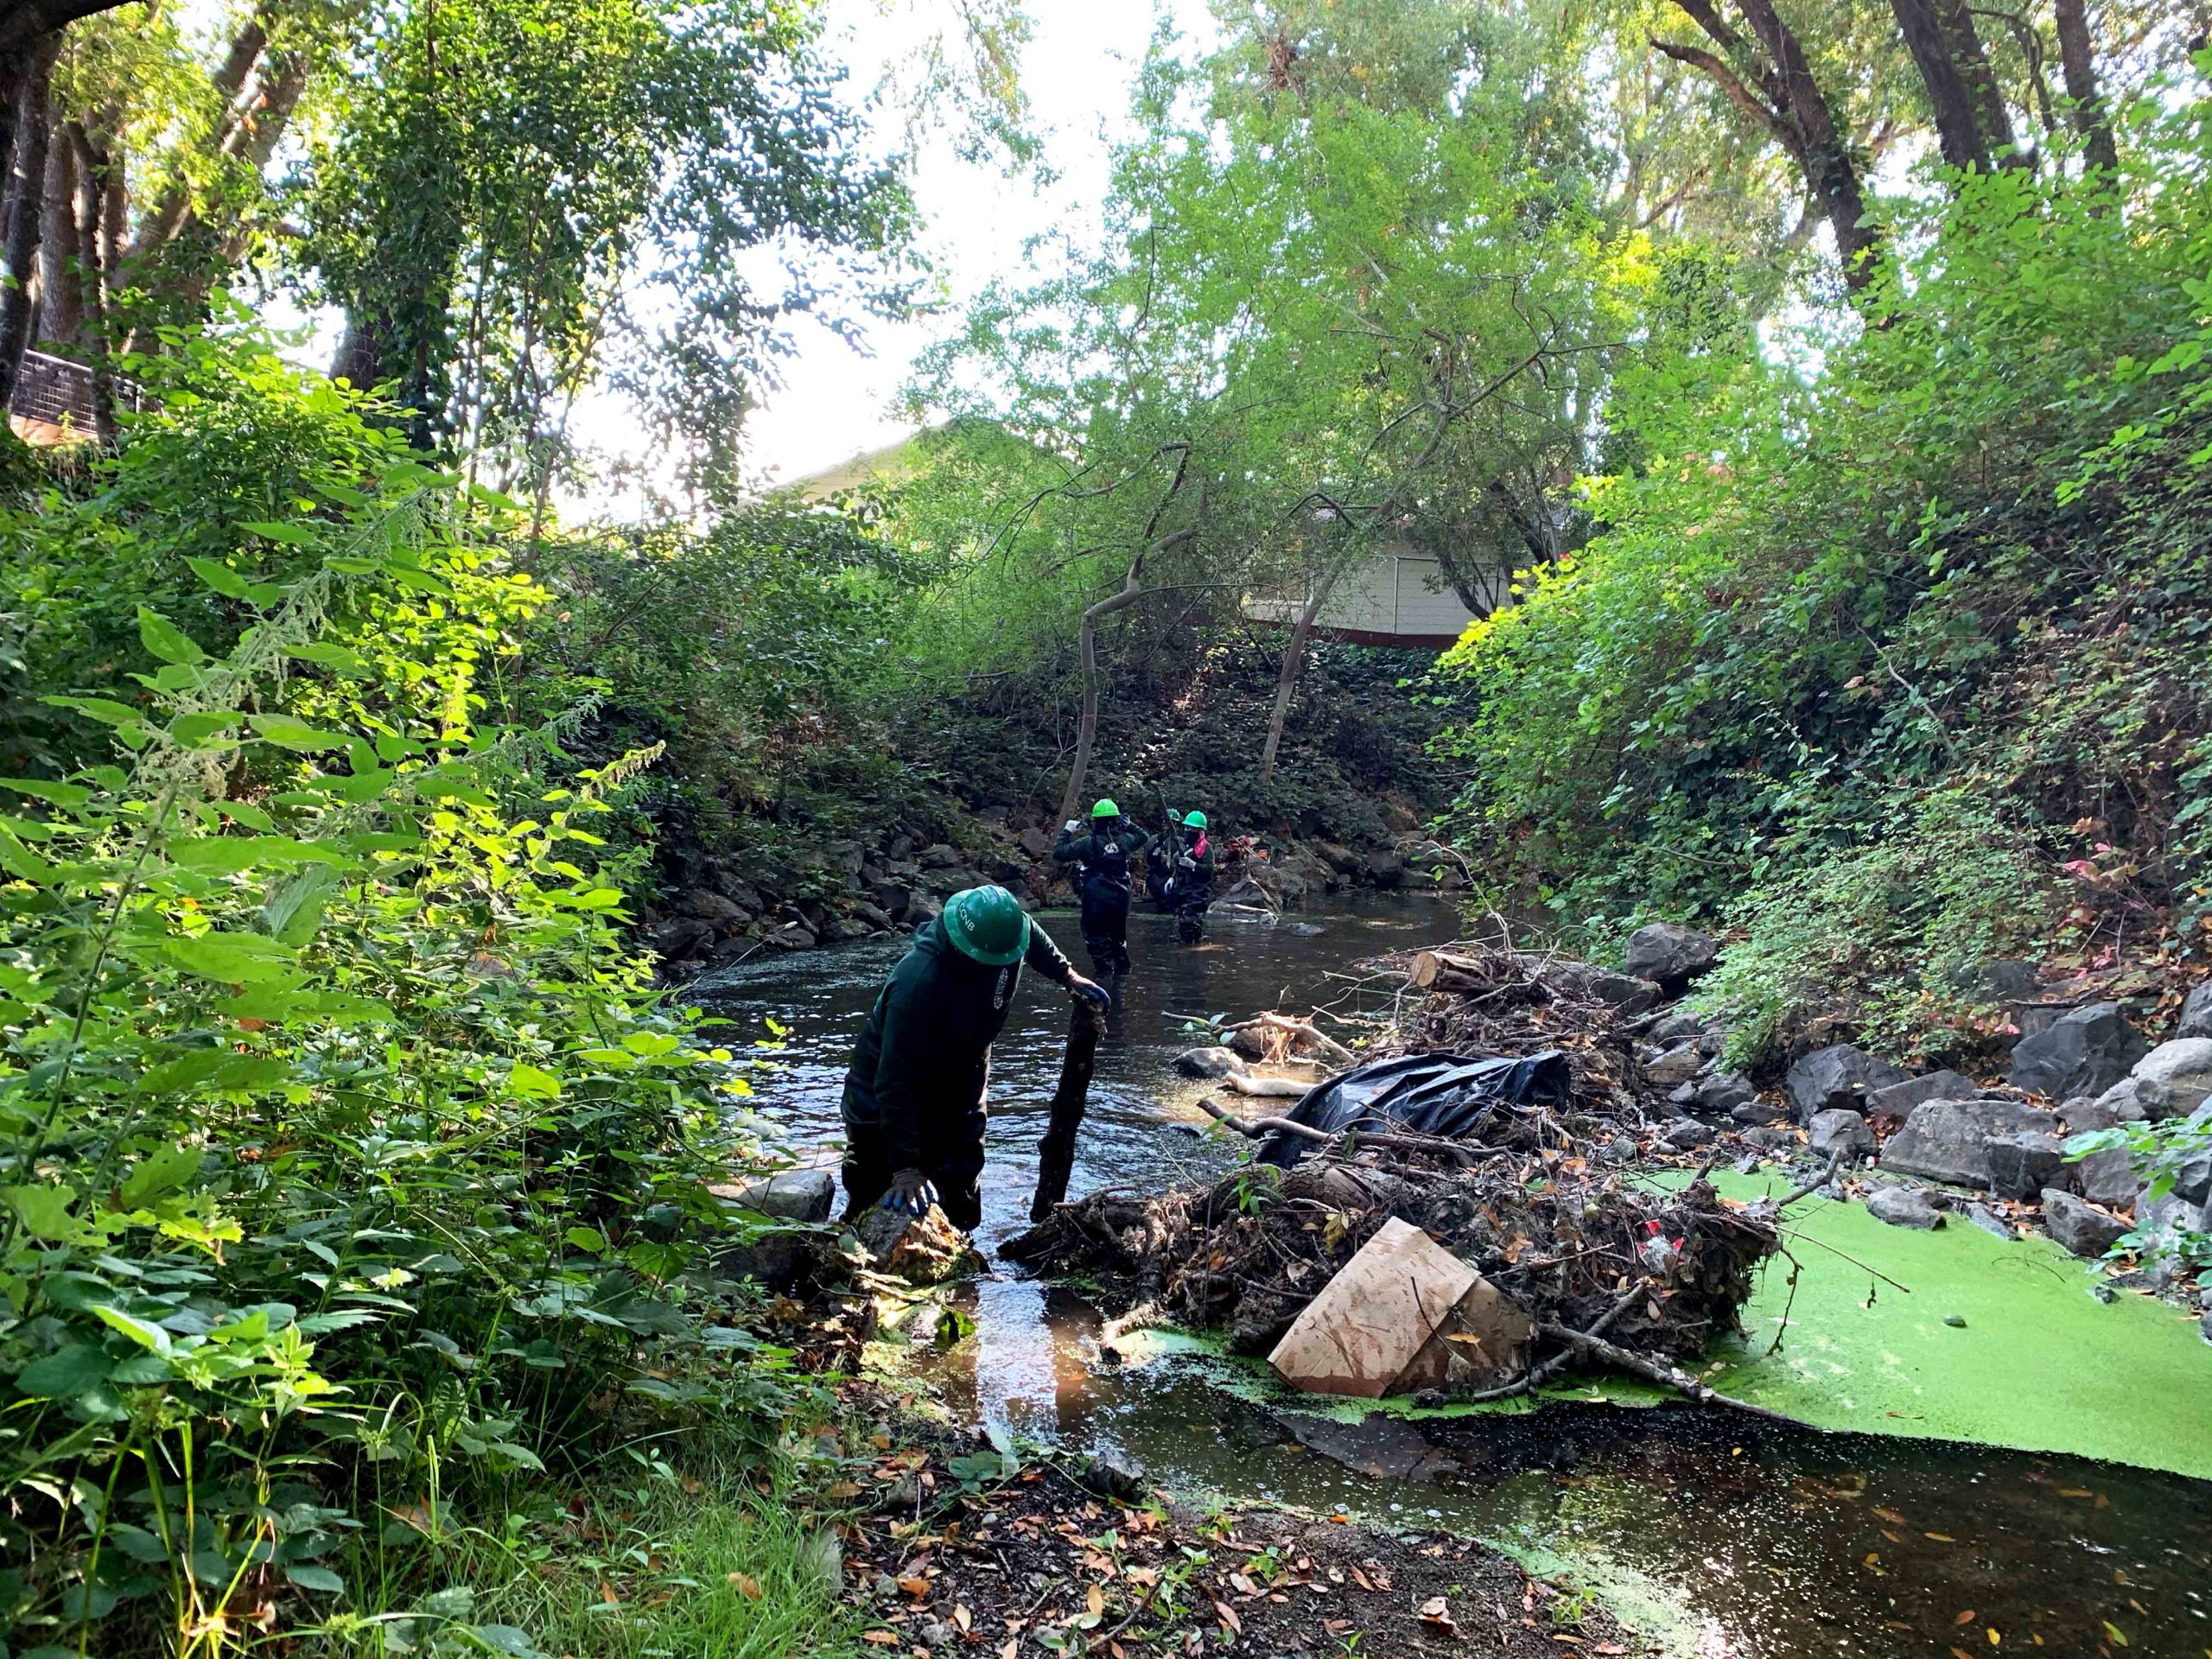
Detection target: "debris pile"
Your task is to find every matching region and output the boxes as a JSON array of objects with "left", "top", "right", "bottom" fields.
[{"left": 1001, "top": 1154, "right": 1779, "bottom": 1389}]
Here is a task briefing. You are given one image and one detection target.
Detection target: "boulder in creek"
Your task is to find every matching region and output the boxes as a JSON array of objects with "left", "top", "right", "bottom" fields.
[
  {"left": 1017, "top": 825, "right": 1054, "bottom": 859},
  {"left": 1807, "top": 1108, "right": 1874, "bottom": 1160},
  {"left": 1646, "top": 1009, "right": 1713, "bottom": 1046},
  {"left": 918, "top": 842, "right": 962, "bottom": 869},
  {"left": 1661, "top": 1117, "right": 1716, "bottom": 1150},
  {"left": 1786, "top": 1044, "right": 1910, "bottom": 1121},
  {"left": 1695, "top": 1071, "right": 1758, "bottom": 1117},
  {"left": 712, "top": 1168, "right": 835, "bottom": 1224},
  {"left": 2007, "top": 1001, "right": 2147, "bottom": 1100},
  {"left": 1173, "top": 1046, "right": 1249, "bottom": 1080},
  {"left": 869, "top": 880, "right": 912, "bottom": 920},
  {"left": 1623, "top": 922, "right": 1719, "bottom": 988},
  {"left": 1363, "top": 848, "right": 1405, "bottom": 889},
  {"left": 1880, "top": 1097, "right": 2059, "bottom": 1188},
  {"left": 2041, "top": 1189, "right": 2128, "bottom": 1258},
  {"left": 1986, "top": 1133, "right": 2066, "bottom": 1200},
  {"left": 853, "top": 1204, "right": 981, "bottom": 1284},
  {"left": 650, "top": 916, "right": 715, "bottom": 960},
  {"left": 1643, "top": 1042, "right": 1706, "bottom": 1088},
  {"left": 2170, "top": 1106, "right": 2212, "bottom": 1206},
  {"left": 1741, "top": 1126, "right": 1799, "bottom": 1153},
  {"left": 2130, "top": 1038, "right": 2212, "bottom": 1120},
  {"left": 849, "top": 900, "right": 896, "bottom": 931},
  {"left": 2181, "top": 982, "right": 2212, "bottom": 1040},
  {"left": 1865, "top": 1185, "right": 1947, "bottom": 1230},
  {"left": 1313, "top": 842, "right": 1360, "bottom": 874},
  {"left": 1866, "top": 1070, "right": 1980, "bottom": 1125},
  {"left": 822, "top": 918, "right": 877, "bottom": 944},
  {"left": 682, "top": 887, "right": 750, "bottom": 930}
]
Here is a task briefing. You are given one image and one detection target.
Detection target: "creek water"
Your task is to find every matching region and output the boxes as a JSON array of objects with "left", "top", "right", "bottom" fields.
[{"left": 690, "top": 896, "right": 2212, "bottom": 1657}]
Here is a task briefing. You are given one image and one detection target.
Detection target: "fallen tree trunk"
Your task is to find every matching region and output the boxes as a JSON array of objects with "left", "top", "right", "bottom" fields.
[{"left": 1030, "top": 1000, "right": 1104, "bottom": 1221}]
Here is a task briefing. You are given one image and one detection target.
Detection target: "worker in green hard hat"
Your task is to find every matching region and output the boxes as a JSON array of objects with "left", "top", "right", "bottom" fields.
[
  {"left": 840, "top": 884, "right": 1108, "bottom": 1230},
  {"left": 1167, "top": 809, "right": 1215, "bottom": 944},
  {"left": 1052, "top": 798, "right": 1152, "bottom": 1006}
]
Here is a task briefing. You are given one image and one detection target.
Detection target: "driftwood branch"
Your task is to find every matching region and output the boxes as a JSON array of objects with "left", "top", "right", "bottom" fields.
[{"left": 1535, "top": 1320, "right": 1809, "bottom": 1425}]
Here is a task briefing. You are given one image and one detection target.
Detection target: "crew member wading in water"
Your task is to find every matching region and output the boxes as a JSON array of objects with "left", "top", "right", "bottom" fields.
[
  {"left": 840, "top": 886, "right": 1108, "bottom": 1229},
  {"left": 1164, "top": 810, "right": 1214, "bottom": 943},
  {"left": 1053, "top": 799, "right": 1151, "bottom": 1008}
]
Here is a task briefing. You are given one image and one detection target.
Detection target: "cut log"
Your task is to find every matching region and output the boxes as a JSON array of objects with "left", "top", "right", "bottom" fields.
[
  {"left": 1224, "top": 1072, "right": 1310, "bottom": 1099},
  {"left": 1408, "top": 950, "right": 1488, "bottom": 993},
  {"left": 1030, "top": 999, "right": 1105, "bottom": 1221}
]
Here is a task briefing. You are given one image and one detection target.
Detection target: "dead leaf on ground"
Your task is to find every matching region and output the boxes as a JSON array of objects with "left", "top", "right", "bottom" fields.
[{"left": 1419, "top": 1595, "right": 1459, "bottom": 1636}]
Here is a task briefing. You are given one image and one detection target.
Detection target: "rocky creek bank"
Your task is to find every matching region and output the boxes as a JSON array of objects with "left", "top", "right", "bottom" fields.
[{"left": 635, "top": 800, "right": 1469, "bottom": 980}]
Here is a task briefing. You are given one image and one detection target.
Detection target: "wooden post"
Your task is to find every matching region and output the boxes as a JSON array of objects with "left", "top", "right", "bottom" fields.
[{"left": 1029, "top": 999, "right": 1104, "bottom": 1221}]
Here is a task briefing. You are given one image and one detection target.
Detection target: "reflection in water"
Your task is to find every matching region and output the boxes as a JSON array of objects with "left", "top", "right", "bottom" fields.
[{"left": 690, "top": 896, "right": 2212, "bottom": 1659}]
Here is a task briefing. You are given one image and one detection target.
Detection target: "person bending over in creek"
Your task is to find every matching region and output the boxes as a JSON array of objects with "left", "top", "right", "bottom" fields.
[
  {"left": 1052, "top": 798, "right": 1150, "bottom": 1007},
  {"left": 840, "top": 884, "right": 1109, "bottom": 1230},
  {"left": 1166, "top": 809, "right": 1215, "bottom": 944}
]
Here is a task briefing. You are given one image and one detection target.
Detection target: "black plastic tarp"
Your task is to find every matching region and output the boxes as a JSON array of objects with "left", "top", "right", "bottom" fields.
[{"left": 1255, "top": 1050, "right": 1572, "bottom": 1166}]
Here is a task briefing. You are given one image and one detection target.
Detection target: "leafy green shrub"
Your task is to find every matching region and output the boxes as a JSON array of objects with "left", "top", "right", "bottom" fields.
[{"left": 0, "top": 447, "right": 802, "bottom": 1653}]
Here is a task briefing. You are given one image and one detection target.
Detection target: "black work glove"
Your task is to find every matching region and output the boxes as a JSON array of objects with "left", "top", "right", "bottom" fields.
[
  {"left": 880, "top": 1168, "right": 938, "bottom": 1217},
  {"left": 1068, "top": 974, "right": 1111, "bottom": 1008}
]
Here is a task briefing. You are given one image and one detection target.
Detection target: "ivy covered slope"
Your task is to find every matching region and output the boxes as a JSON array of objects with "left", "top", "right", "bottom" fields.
[
  {"left": 0, "top": 344, "right": 840, "bottom": 1656},
  {"left": 1438, "top": 89, "right": 2212, "bottom": 1067}
]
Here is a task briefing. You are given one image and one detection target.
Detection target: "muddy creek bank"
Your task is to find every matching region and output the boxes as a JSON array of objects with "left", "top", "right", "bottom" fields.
[{"left": 695, "top": 896, "right": 2212, "bottom": 1657}]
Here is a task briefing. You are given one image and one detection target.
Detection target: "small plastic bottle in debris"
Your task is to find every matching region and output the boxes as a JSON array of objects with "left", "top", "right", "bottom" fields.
[{"left": 1638, "top": 1219, "right": 1684, "bottom": 1276}]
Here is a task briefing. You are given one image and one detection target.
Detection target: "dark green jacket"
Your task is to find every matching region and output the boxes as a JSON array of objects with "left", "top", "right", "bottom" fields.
[
  {"left": 1172, "top": 829, "right": 1215, "bottom": 900},
  {"left": 1054, "top": 821, "right": 1152, "bottom": 912},
  {"left": 841, "top": 915, "right": 1076, "bottom": 1170}
]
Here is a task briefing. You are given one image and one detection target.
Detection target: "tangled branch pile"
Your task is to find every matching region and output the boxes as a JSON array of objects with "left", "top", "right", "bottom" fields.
[{"left": 1002, "top": 1156, "right": 1778, "bottom": 1373}]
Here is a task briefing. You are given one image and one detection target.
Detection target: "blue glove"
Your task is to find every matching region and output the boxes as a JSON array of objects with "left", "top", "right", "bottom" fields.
[
  {"left": 1070, "top": 975, "right": 1111, "bottom": 1009},
  {"left": 880, "top": 1169, "right": 938, "bottom": 1217}
]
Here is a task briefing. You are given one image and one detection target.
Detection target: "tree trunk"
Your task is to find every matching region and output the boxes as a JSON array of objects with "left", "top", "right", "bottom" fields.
[
  {"left": 0, "top": 31, "right": 59, "bottom": 413},
  {"left": 69, "top": 119, "right": 117, "bottom": 437},
  {"left": 34, "top": 102, "right": 73, "bottom": 344},
  {"left": 1258, "top": 564, "right": 1339, "bottom": 790},
  {"left": 2052, "top": 0, "right": 2119, "bottom": 175},
  {"left": 1056, "top": 563, "right": 1147, "bottom": 827},
  {"left": 1889, "top": 0, "right": 1994, "bottom": 173},
  {"left": 1934, "top": 0, "right": 2026, "bottom": 168}
]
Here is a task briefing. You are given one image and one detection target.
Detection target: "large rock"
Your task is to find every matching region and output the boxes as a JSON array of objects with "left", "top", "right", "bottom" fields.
[
  {"left": 2041, "top": 1189, "right": 2128, "bottom": 1257},
  {"left": 1623, "top": 923, "right": 1719, "bottom": 988},
  {"left": 1364, "top": 849, "right": 1405, "bottom": 889},
  {"left": 2130, "top": 1038, "right": 2212, "bottom": 1120},
  {"left": 918, "top": 842, "right": 962, "bottom": 869},
  {"left": 1786, "top": 1044, "right": 1909, "bottom": 1121},
  {"left": 2172, "top": 1106, "right": 2212, "bottom": 1206},
  {"left": 682, "top": 887, "right": 750, "bottom": 929},
  {"left": 1880, "top": 1097, "right": 2059, "bottom": 1188},
  {"left": 1647, "top": 1010, "right": 1713, "bottom": 1046},
  {"left": 1173, "top": 1046, "right": 1248, "bottom": 1080},
  {"left": 1866, "top": 1070, "right": 1980, "bottom": 1125},
  {"left": 714, "top": 1168, "right": 835, "bottom": 1224},
  {"left": 1865, "top": 1185, "right": 1947, "bottom": 1230},
  {"left": 650, "top": 916, "right": 715, "bottom": 959},
  {"left": 2180, "top": 983, "right": 2212, "bottom": 1040},
  {"left": 869, "top": 881, "right": 912, "bottom": 920},
  {"left": 2007, "top": 1001, "right": 2147, "bottom": 1100},
  {"left": 2061, "top": 1091, "right": 2143, "bottom": 1205},
  {"left": 1950, "top": 957, "right": 2040, "bottom": 1005},
  {"left": 1016, "top": 825, "right": 1054, "bottom": 859},
  {"left": 1986, "top": 1133, "right": 2066, "bottom": 1200},
  {"left": 1807, "top": 1109, "right": 1874, "bottom": 1160},
  {"left": 1695, "top": 1071, "right": 1758, "bottom": 1117},
  {"left": 1661, "top": 1118, "right": 1716, "bottom": 1150},
  {"left": 1643, "top": 1042, "right": 1706, "bottom": 1088}
]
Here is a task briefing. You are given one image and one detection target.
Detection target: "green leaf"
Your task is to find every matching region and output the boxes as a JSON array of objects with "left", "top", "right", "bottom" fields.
[
  {"left": 563, "top": 1226, "right": 606, "bottom": 1254},
  {"left": 137, "top": 607, "right": 207, "bottom": 665},
  {"left": 239, "top": 519, "right": 320, "bottom": 545},
  {"left": 3, "top": 1183, "right": 78, "bottom": 1240},
  {"left": 40, "top": 694, "right": 145, "bottom": 728},
  {"left": 92, "top": 1304, "right": 173, "bottom": 1353},
  {"left": 170, "top": 711, "right": 243, "bottom": 749},
  {"left": 286, "top": 1564, "right": 345, "bottom": 1593},
  {"left": 16, "top": 1344, "right": 112, "bottom": 1399},
  {"left": 285, "top": 642, "right": 372, "bottom": 677},
  {"left": 261, "top": 864, "right": 339, "bottom": 946},
  {"left": 249, "top": 715, "right": 351, "bottom": 753},
  {"left": 186, "top": 556, "right": 256, "bottom": 601},
  {"left": 0, "top": 777, "right": 89, "bottom": 808},
  {"left": 504, "top": 1063, "right": 563, "bottom": 1100},
  {"left": 168, "top": 834, "right": 327, "bottom": 874},
  {"left": 120, "top": 1144, "right": 203, "bottom": 1206},
  {"left": 164, "top": 931, "right": 298, "bottom": 983}
]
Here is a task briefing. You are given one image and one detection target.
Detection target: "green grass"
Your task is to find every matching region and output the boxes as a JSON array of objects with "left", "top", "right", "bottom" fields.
[{"left": 454, "top": 1478, "right": 863, "bottom": 1659}]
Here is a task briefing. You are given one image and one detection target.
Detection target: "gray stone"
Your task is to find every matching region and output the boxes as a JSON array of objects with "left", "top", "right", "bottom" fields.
[
  {"left": 1880, "top": 1097, "right": 2060, "bottom": 1188},
  {"left": 2180, "top": 983, "right": 2212, "bottom": 1040},
  {"left": 2007, "top": 1001, "right": 2147, "bottom": 1101},
  {"left": 650, "top": 916, "right": 714, "bottom": 959},
  {"left": 1866, "top": 1070, "right": 1980, "bottom": 1124},
  {"left": 1865, "top": 1185, "right": 1947, "bottom": 1230},
  {"left": 1807, "top": 1109, "right": 1875, "bottom": 1160},
  {"left": 1965, "top": 1204, "right": 2016, "bottom": 1241},
  {"left": 1364, "top": 849, "right": 1404, "bottom": 888},
  {"left": 870, "top": 881, "right": 912, "bottom": 919},
  {"left": 682, "top": 887, "right": 749, "bottom": 928},
  {"left": 1662, "top": 1118, "right": 1716, "bottom": 1150},
  {"left": 906, "top": 893, "right": 944, "bottom": 925},
  {"left": 1017, "top": 825, "right": 1054, "bottom": 859},
  {"left": 849, "top": 901, "right": 896, "bottom": 931},
  {"left": 1742, "top": 1127, "right": 1798, "bottom": 1152},
  {"left": 2130, "top": 1038, "right": 2212, "bottom": 1120},
  {"left": 1667, "top": 1080, "right": 1700, "bottom": 1108},
  {"left": 1786, "top": 1044, "right": 1910, "bottom": 1121},
  {"left": 1644, "top": 1042, "right": 1706, "bottom": 1088},
  {"left": 2202, "top": 1306, "right": 2212, "bottom": 1344},
  {"left": 1623, "top": 922, "right": 1719, "bottom": 987},
  {"left": 717, "top": 1168, "right": 835, "bottom": 1224},
  {"left": 1647, "top": 1010, "right": 1712, "bottom": 1046},
  {"left": 1173, "top": 1046, "right": 1248, "bottom": 1080},
  {"left": 1698, "top": 1072, "right": 1759, "bottom": 1116},
  {"left": 918, "top": 842, "right": 961, "bottom": 868},
  {"left": 2042, "top": 1188, "right": 2127, "bottom": 1257},
  {"left": 1731, "top": 1096, "right": 1791, "bottom": 1127},
  {"left": 1951, "top": 958, "right": 2040, "bottom": 1004},
  {"left": 1986, "top": 1133, "right": 2066, "bottom": 1200},
  {"left": 823, "top": 918, "right": 876, "bottom": 944},
  {"left": 2065, "top": 1099, "right": 2141, "bottom": 1205},
  {"left": 825, "top": 840, "right": 867, "bottom": 879}
]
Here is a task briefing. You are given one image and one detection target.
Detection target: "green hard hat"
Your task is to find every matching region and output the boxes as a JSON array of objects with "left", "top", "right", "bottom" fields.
[
  {"left": 1090, "top": 798, "right": 1121, "bottom": 818},
  {"left": 942, "top": 884, "right": 1031, "bottom": 966},
  {"left": 1183, "top": 810, "right": 1208, "bottom": 830}
]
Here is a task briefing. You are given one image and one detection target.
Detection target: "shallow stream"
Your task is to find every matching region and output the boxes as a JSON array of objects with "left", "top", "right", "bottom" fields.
[{"left": 690, "top": 896, "right": 2212, "bottom": 1657}]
